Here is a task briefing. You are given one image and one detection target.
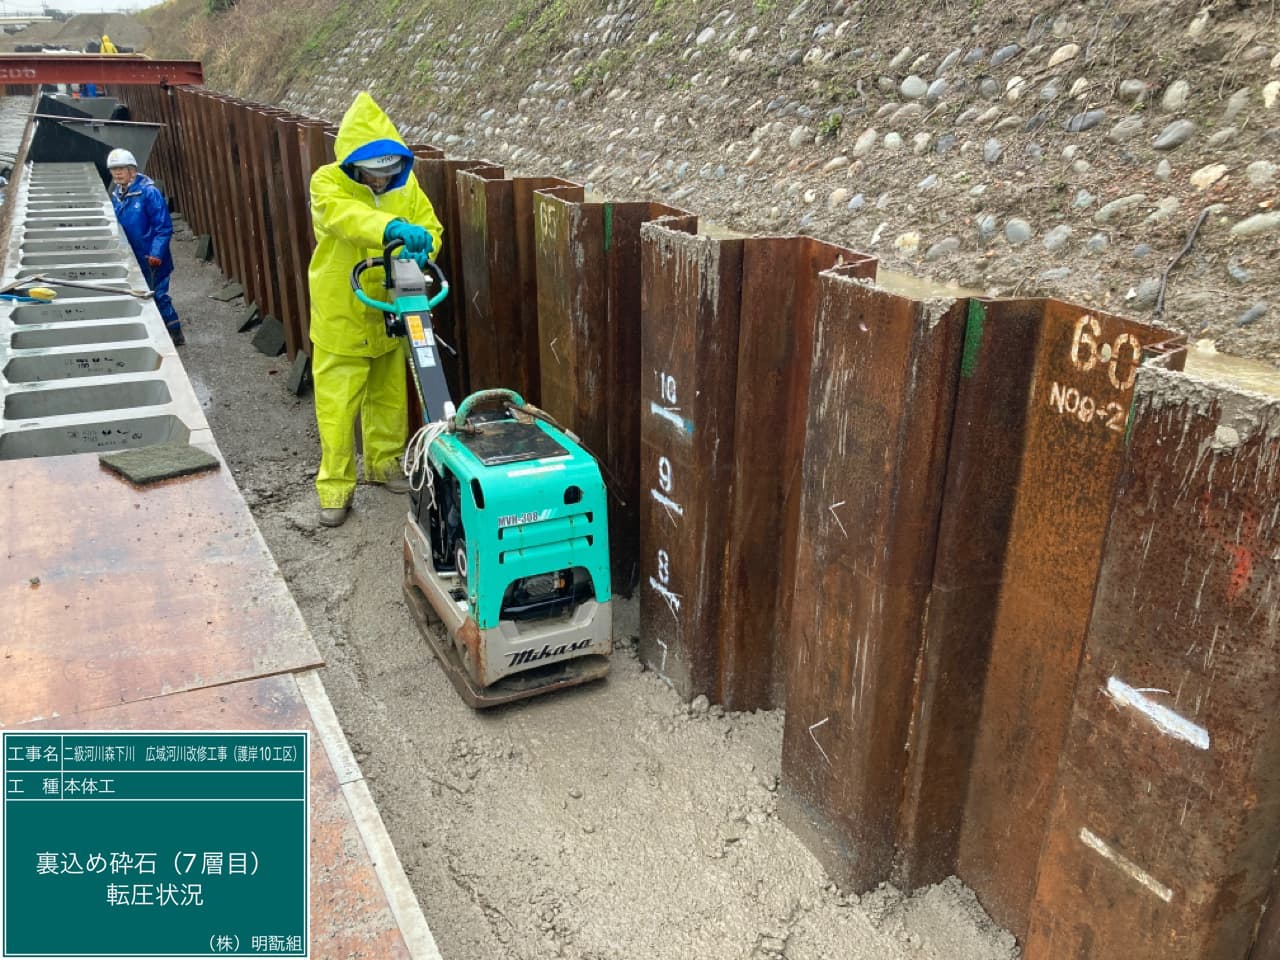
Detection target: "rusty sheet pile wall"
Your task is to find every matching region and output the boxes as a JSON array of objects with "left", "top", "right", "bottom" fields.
[{"left": 124, "top": 83, "right": 1280, "bottom": 959}]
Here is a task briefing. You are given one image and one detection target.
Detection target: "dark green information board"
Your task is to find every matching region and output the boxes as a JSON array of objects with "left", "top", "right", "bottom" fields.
[{"left": 2, "top": 733, "right": 308, "bottom": 957}]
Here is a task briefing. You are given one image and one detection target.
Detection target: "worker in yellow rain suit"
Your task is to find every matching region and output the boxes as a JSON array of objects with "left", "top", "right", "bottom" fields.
[
  {"left": 100, "top": 35, "right": 118, "bottom": 54},
  {"left": 307, "top": 92, "right": 443, "bottom": 527}
]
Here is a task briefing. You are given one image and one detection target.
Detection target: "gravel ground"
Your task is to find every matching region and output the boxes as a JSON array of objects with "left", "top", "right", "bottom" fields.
[{"left": 167, "top": 220, "right": 1019, "bottom": 960}]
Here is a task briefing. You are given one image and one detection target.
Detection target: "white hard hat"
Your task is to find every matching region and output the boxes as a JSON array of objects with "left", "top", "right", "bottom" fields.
[
  {"left": 352, "top": 153, "right": 404, "bottom": 174},
  {"left": 106, "top": 148, "right": 137, "bottom": 169}
]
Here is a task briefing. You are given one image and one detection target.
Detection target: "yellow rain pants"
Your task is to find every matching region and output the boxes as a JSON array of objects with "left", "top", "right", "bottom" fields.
[{"left": 313, "top": 342, "right": 409, "bottom": 508}]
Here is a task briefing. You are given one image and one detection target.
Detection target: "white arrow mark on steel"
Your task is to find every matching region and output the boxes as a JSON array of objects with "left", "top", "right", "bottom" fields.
[
  {"left": 808, "top": 717, "right": 832, "bottom": 767},
  {"left": 829, "top": 501, "right": 849, "bottom": 540}
]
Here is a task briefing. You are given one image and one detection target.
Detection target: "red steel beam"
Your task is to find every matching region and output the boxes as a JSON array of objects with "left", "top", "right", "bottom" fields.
[{"left": 0, "top": 55, "right": 203, "bottom": 85}]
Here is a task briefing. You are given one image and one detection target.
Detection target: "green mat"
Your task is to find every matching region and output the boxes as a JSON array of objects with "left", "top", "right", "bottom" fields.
[{"left": 99, "top": 443, "right": 221, "bottom": 486}]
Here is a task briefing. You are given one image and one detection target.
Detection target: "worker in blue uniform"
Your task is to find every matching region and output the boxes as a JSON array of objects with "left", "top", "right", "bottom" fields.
[{"left": 107, "top": 148, "right": 184, "bottom": 346}]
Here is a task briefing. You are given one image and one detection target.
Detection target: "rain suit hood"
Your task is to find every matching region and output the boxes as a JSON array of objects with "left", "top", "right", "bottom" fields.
[{"left": 336, "top": 92, "right": 416, "bottom": 191}]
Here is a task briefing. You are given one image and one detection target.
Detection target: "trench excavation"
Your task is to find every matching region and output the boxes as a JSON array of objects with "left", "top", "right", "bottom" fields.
[
  {"left": 3, "top": 66, "right": 1280, "bottom": 960},
  {"left": 0, "top": 91, "right": 441, "bottom": 956}
]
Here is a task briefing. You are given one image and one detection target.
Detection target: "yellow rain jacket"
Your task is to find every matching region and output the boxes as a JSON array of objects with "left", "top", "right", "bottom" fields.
[
  {"left": 307, "top": 92, "right": 443, "bottom": 359},
  {"left": 100, "top": 35, "right": 118, "bottom": 54}
]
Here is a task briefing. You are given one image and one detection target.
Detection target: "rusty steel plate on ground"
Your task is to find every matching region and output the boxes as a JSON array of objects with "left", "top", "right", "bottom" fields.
[
  {"left": 955, "top": 299, "right": 1186, "bottom": 937},
  {"left": 0, "top": 453, "right": 321, "bottom": 727},
  {"left": 637, "top": 225, "right": 743, "bottom": 696},
  {"left": 894, "top": 298, "right": 1043, "bottom": 890},
  {"left": 717, "top": 239, "right": 874, "bottom": 712},
  {"left": 779, "top": 278, "right": 966, "bottom": 891},
  {"left": 1025, "top": 368, "right": 1280, "bottom": 960},
  {"left": 19, "top": 673, "right": 413, "bottom": 958}
]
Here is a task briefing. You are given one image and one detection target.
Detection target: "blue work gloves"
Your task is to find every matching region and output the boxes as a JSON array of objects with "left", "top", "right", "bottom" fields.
[
  {"left": 401, "top": 249, "right": 433, "bottom": 270},
  {"left": 383, "top": 220, "right": 433, "bottom": 255}
]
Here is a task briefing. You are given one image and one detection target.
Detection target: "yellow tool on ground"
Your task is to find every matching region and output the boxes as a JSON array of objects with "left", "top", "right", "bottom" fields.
[{"left": 0, "top": 284, "right": 57, "bottom": 303}]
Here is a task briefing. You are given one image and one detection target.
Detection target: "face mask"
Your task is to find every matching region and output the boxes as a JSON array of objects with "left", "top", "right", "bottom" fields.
[{"left": 359, "top": 170, "right": 394, "bottom": 194}]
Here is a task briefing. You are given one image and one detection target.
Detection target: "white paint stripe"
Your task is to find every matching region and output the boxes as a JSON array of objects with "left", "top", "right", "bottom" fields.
[
  {"left": 650, "top": 488, "right": 685, "bottom": 516},
  {"left": 1105, "top": 676, "right": 1210, "bottom": 750},
  {"left": 1079, "top": 827, "right": 1174, "bottom": 903},
  {"left": 649, "top": 401, "right": 688, "bottom": 432},
  {"left": 295, "top": 669, "right": 361, "bottom": 786}
]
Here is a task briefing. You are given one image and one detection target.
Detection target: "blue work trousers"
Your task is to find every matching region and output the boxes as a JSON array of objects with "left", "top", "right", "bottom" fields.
[{"left": 147, "top": 268, "right": 181, "bottom": 333}]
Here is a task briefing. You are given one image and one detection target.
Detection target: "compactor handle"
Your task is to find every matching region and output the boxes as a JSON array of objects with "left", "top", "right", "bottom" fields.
[
  {"left": 452, "top": 388, "right": 526, "bottom": 430},
  {"left": 349, "top": 238, "right": 451, "bottom": 313}
]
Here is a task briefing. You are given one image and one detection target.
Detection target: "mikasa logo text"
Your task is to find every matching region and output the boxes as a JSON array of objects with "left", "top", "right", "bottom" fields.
[{"left": 507, "top": 638, "right": 592, "bottom": 667}]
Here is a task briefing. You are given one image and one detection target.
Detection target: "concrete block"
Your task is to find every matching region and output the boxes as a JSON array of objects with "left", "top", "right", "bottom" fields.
[
  {"left": 210, "top": 281, "right": 244, "bottom": 302},
  {"left": 195, "top": 235, "right": 213, "bottom": 261},
  {"left": 287, "top": 349, "right": 312, "bottom": 397},
  {"left": 237, "top": 302, "right": 261, "bottom": 333},
  {"left": 251, "top": 315, "right": 286, "bottom": 357}
]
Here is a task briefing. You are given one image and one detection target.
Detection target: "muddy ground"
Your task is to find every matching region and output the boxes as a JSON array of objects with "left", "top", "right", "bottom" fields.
[{"left": 168, "top": 224, "right": 1018, "bottom": 958}]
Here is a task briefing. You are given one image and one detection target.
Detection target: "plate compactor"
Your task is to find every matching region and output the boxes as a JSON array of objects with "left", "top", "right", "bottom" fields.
[{"left": 351, "top": 241, "right": 613, "bottom": 707}]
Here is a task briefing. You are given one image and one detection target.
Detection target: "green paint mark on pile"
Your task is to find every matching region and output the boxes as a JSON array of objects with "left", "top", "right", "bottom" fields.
[{"left": 960, "top": 300, "right": 985, "bottom": 379}]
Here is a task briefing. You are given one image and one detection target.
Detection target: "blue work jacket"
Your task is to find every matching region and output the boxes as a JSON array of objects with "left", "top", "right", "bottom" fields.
[{"left": 110, "top": 173, "right": 174, "bottom": 280}]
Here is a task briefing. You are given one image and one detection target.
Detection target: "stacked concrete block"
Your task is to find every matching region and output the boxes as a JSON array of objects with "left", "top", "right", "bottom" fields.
[{"left": 0, "top": 162, "right": 208, "bottom": 460}]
